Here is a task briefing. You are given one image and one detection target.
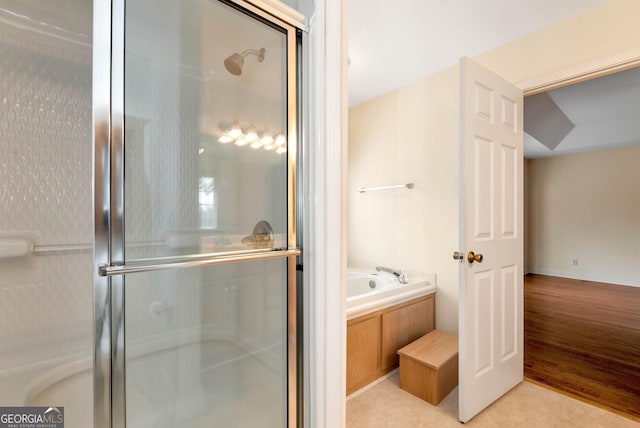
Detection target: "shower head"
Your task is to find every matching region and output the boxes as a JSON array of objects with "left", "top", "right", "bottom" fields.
[{"left": 224, "top": 47, "right": 265, "bottom": 76}]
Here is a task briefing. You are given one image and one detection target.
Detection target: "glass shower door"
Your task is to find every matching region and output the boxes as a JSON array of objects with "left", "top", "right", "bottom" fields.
[{"left": 94, "top": 0, "right": 300, "bottom": 426}]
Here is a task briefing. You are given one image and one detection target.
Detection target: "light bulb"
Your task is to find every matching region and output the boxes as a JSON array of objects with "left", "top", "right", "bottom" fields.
[
  {"left": 234, "top": 138, "right": 248, "bottom": 146},
  {"left": 229, "top": 126, "right": 242, "bottom": 138},
  {"left": 218, "top": 135, "right": 233, "bottom": 144},
  {"left": 276, "top": 147, "right": 287, "bottom": 154},
  {"left": 261, "top": 134, "right": 274, "bottom": 145},
  {"left": 263, "top": 144, "right": 274, "bottom": 151},
  {"left": 250, "top": 141, "right": 263, "bottom": 149},
  {"left": 275, "top": 134, "right": 286, "bottom": 147},
  {"left": 245, "top": 128, "right": 258, "bottom": 141},
  {"left": 198, "top": 147, "right": 205, "bottom": 155}
]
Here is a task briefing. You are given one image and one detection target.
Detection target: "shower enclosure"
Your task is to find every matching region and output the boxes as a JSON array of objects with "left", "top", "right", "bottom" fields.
[{"left": 0, "top": 0, "right": 304, "bottom": 426}]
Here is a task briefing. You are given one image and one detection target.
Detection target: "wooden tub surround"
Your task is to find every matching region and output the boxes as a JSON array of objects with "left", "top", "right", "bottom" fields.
[{"left": 346, "top": 294, "right": 435, "bottom": 395}]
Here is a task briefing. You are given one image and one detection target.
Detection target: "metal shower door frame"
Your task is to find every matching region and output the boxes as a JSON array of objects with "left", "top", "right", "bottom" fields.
[{"left": 92, "top": 1, "right": 305, "bottom": 427}]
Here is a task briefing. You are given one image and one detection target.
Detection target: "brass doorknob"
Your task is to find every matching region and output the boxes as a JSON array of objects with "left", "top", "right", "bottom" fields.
[{"left": 467, "top": 251, "right": 483, "bottom": 264}]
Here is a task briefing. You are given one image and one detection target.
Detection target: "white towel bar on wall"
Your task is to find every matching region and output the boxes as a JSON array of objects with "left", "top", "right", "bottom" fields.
[{"left": 357, "top": 183, "right": 414, "bottom": 193}]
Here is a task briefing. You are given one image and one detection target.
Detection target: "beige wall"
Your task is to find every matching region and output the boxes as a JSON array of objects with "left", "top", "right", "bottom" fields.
[
  {"left": 348, "top": 66, "right": 460, "bottom": 334},
  {"left": 526, "top": 147, "right": 640, "bottom": 287},
  {"left": 347, "top": 0, "right": 640, "bottom": 334}
]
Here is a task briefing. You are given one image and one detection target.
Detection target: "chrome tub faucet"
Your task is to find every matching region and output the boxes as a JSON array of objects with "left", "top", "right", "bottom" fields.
[{"left": 375, "top": 266, "right": 409, "bottom": 284}]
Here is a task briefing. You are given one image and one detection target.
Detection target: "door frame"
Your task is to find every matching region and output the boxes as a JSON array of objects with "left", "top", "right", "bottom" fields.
[
  {"left": 92, "top": 1, "right": 307, "bottom": 427},
  {"left": 518, "top": 51, "right": 640, "bottom": 281},
  {"left": 305, "top": 0, "right": 348, "bottom": 427},
  {"left": 517, "top": 47, "right": 640, "bottom": 95},
  {"left": 318, "top": 23, "right": 640, "bottom": 428}
]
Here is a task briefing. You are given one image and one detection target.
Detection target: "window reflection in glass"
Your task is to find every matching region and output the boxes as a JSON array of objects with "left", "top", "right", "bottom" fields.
[{"left": 198, "top": 176, "right": 217, "bottom": 229}]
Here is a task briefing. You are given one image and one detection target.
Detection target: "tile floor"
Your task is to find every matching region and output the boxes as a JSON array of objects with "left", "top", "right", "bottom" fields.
[{"left": 346, "top": 372, "right": 640, "bottom": 427}]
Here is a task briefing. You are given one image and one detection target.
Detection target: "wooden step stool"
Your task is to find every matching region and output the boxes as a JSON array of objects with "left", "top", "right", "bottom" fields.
[{"left": 397, "top": 330, "right": 458, "bottom": 405}]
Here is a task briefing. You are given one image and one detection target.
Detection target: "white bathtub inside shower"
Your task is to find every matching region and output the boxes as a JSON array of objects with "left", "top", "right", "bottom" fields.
[
  {"left": 2, "top": 331, "right": 285, "bottom": 428},
  {"left": 346, "top": 268, "right": 436, "bottom": 320}
]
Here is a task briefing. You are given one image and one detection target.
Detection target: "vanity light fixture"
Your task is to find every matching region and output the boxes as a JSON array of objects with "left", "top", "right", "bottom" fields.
[{"left": 215, "top": 119, "right": 285, "bottom": 153}]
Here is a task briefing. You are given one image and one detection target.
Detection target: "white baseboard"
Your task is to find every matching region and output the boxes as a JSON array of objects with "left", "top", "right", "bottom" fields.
[{"left": 528, "top": 268, "right": 640, "bottom": 288}]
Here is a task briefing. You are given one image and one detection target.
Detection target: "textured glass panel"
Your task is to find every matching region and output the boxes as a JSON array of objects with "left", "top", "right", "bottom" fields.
[
  {"left": 125, "top": 259, "right": 287, "bottom": 427},
  {"left": 124, "top": 0, "right": 288, "bottom": 260},
  {"left": 0, "top": 2, "right": 93, "bottom": 427}
]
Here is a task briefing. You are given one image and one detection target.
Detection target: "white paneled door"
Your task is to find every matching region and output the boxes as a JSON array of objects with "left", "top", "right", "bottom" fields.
[{"left": 458, "top": 57, "right": 524, "bottom": 423}]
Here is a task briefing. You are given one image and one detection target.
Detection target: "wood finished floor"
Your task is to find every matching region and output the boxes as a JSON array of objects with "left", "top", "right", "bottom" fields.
[{"left": 524, "top": 274, "right": 640, "bottom": 420}]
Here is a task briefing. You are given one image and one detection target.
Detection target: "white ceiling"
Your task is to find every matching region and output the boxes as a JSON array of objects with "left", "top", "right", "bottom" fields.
[
  {"left": 348, "top": 0, "right": 606, "bottom": 107},
  {"left": 524, "top": 67, "right": 640, "bottom": 158}
]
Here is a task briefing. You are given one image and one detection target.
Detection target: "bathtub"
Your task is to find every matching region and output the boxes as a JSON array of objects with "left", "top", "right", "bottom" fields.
[
  {"left": 347, "top": 268, "right": 436, "bottom": 320},
  {"left": 3, "top": 331, "right": 285, "bottom": 428}
]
